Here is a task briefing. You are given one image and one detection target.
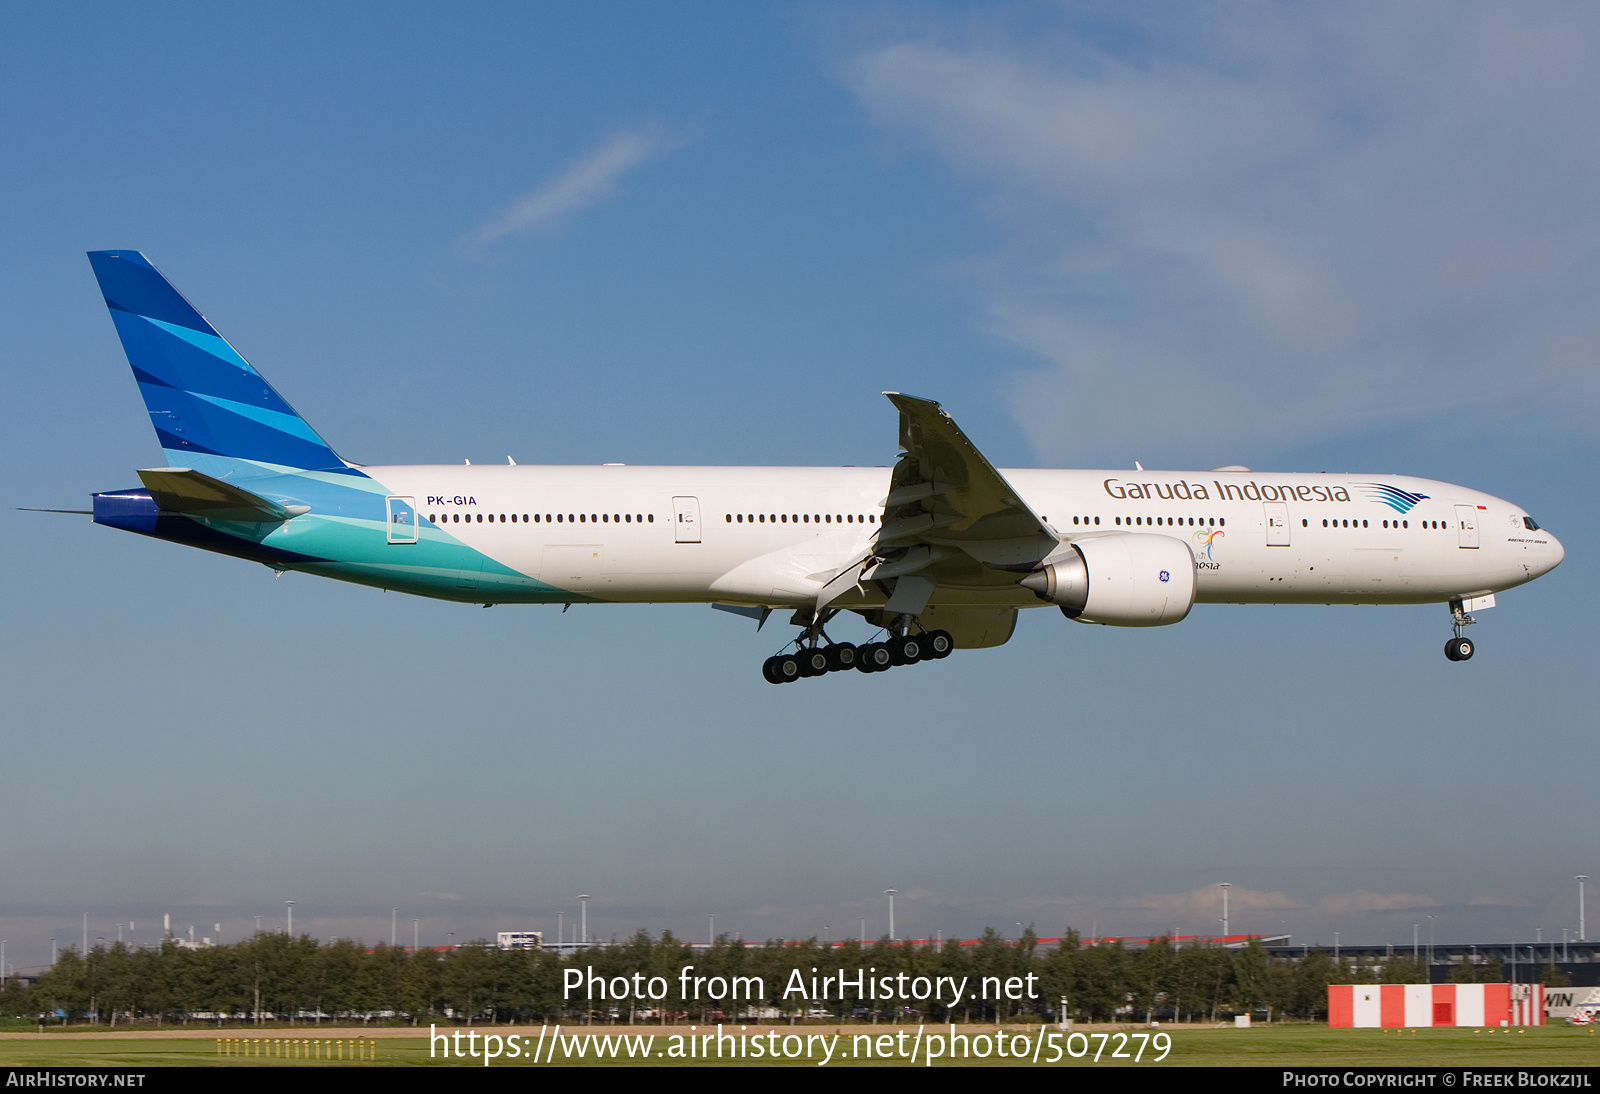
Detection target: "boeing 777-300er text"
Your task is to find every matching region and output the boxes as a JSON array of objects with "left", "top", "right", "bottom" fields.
[{"left": 45, "top": 251, "right": 1564, "bottom": 682}]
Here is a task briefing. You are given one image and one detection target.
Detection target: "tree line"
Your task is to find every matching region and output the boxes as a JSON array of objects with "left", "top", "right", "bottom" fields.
[{"left": 0, "top": 928, "right": 1557, "bottom": 1027}]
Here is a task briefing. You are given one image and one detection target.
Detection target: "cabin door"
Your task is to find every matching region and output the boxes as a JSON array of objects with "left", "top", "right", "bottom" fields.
[
  {"left": 1263, "top": 502, "right": 1290, "bottom": 546},
  {"left": 386, "top": 496, "right": 418, "bottom": 544},
  {"left": 673, "top": 496, "right": 702, "bottom": 543}
]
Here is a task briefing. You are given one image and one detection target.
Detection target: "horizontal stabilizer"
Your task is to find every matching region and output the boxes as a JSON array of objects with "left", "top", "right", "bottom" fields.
[{"left": 136, "top": 467, "right": 306, "bottom": 523}]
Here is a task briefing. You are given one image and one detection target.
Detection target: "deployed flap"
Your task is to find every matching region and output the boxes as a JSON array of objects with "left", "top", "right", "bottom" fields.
[
  {"left": 136, "top": 467, "right": 303, "bottom": 522},
  {"left": 880, "top": 393, "right": 1057, "bottom": 568}
]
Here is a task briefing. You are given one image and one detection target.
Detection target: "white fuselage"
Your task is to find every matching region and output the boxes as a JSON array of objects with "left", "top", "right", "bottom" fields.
[{"left": 369, "top": 464, "right": 1563, "bottom": 609}]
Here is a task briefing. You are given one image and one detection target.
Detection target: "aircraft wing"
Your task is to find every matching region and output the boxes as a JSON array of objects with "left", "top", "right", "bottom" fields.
[{"left": 876, "top": 393, "right": 1058, "bottom": 572}]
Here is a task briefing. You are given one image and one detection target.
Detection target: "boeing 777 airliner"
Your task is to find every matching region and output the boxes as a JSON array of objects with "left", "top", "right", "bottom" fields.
[{"left": 54, "top": 251, "right": 1563, "bottom": 682}]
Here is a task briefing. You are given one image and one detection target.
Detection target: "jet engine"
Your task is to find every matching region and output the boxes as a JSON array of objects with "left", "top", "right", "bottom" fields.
[{"left": 1020, "top": 533, "right": 1196, "bottom": 626}]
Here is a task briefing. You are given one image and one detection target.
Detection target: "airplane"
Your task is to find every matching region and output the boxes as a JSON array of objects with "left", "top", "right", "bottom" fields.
[{"left": 49, "top": 251, "right": 1563, "bottom": 682}]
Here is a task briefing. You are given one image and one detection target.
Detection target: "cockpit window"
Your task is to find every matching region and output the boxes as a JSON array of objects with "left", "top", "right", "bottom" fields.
[{"left": 1523, "top": 516, "right": 1541, "bottom": 530}]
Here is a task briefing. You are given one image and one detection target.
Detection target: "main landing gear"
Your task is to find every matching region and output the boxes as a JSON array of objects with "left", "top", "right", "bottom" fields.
[
  {"left": 1444, "top": 598, "right": 1476, "bottom": 662},
  {"left": 762, "top": 612, "right": 953, "bottom": 683}
]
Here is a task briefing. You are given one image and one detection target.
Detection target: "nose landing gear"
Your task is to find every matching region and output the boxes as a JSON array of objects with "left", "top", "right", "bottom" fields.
[{"left": 1444, "top": 599, "right": 1476, "bottom": 662}]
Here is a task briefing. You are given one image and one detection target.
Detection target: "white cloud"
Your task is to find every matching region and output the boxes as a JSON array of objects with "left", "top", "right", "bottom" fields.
[
  {"left": 846, "top": 4, "right": 1600, "bottom": 461},
  {"left": 468, "top": 127, "right": 682, "bottom": 247}
]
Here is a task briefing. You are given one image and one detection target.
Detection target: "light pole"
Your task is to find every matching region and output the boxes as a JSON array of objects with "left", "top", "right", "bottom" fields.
[
  {"left": 578, "top": 895, "right": 590, "bottom": 949},
  {"left": 253, "top": 916, "right": 261, "bottom": 936},
  {"left": 285, "top": 901, "right": 295, "bottom": 937},
  {"left": 708, "top": 915, "right": 715, "bottom": 947},
  {"left": 392, "top": 909, "right": 398, "bottom": 948},
  {"left": 1220, "top": 883, "right": 1231, "bottom": 939},
  {"left": 1427, "top": 915, "right": 1435, "bottom": 967},
  {"left": 413, "top": 919, "right": 419, "bottom": 953},
  {"left": 83, "top": 913, "right": 88, "bottom": 956},
  {"left": 860, "top": 917, "right": 866, "bottom": 943},
  {"left": 557, "top": 912, "right": 563, "bottom": 948},
  {"left": 885, "top": 891, "right": 899, "bottom": 942},
  {"left": 1578, "top": 876, "right": 1588, "bottom": 942}
]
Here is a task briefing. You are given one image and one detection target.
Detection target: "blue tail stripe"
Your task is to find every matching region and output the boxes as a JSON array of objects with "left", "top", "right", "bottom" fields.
[
  {"left": 188, "top": 391, "right": 327, "bottom": 444},
  {"left": 88, "top": 250, "right": 217, "bottom": 336},
  {"left": 107, "top": 312, "right": 302, "bottom": 418},
  {"left": 129, "top": 365, "right": 176, "bottom": 390},
  {"left": 90, "top": 250, "right": 358, "bottom": 475},
  {"left": 143, "top": 383, "right": 348, "bottom": 470}
]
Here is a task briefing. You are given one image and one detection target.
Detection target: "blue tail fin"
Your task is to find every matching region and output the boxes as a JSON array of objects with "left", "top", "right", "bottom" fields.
[{"left": 87, "top": 251, "right": 356, "bottom": 475}]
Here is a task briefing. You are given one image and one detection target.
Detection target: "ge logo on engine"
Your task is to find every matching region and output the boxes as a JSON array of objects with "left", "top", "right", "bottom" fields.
[{"left": 1159, "top": 570, "right": 1170, "bottom": 583}]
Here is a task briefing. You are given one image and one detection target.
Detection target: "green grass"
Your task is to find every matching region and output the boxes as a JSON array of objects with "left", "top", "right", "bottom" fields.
[{"left": 0, "top": 1024, "right": 1595, "bottom": 1067}]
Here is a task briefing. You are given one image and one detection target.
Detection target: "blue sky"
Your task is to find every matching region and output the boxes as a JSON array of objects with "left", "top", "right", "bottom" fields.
[{"left": 2, "top": 2, "right": 1595, "bottom": 965}]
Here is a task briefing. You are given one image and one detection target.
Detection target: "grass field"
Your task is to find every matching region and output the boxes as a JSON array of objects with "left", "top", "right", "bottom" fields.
[{"left": 1, "top": 1023, "right": 1597, "bottom": 1067}]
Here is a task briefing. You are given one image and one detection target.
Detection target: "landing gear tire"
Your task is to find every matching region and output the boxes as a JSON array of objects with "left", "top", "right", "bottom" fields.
[
  {"left": 926, "top": 630, "right": 954, "bottom": 659},
  {"left": 825, "top": 643, "right": 857, "bottom": 672},
  {"left": 858, "top": 643, "right": 892, "bottom": 672},
  {"left": 762, "top": 656, "right": 782, "bottom": 684},
  {"left": 891, "top": 634, "right": 923, "bottom": 665},
  {"left": 801, "top": 648, "right": 831, "bottom": 677},
  {"left": 773, "top": 653, "right": 803, "bottom": 682},
  {"left": 1445, "top": 637, "right": 1474, "bottom": 662}
]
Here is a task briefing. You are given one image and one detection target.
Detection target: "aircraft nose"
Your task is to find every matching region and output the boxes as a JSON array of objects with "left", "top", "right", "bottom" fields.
[{"left": 1544, "top": 530, "right": 1565, "bottom": 572}]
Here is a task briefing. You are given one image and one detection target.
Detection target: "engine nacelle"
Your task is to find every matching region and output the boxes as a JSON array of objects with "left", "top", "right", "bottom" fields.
[{"left": 1020, "top": 533, "right": 1196, "bottom": 626}]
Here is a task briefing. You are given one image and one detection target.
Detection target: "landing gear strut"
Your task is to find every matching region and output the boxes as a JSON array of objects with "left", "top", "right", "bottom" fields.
[
  {"left": 762, "top": 610, "right": 953, "bottom": 683},
  {"left": 1444, "top": 599, "right": 1475, "bottom": 662}
]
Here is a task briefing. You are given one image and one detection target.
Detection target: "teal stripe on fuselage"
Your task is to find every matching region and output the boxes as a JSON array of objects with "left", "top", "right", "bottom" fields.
[{"left": 172, "top": 468, "right": 578, "bottom": 603}]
